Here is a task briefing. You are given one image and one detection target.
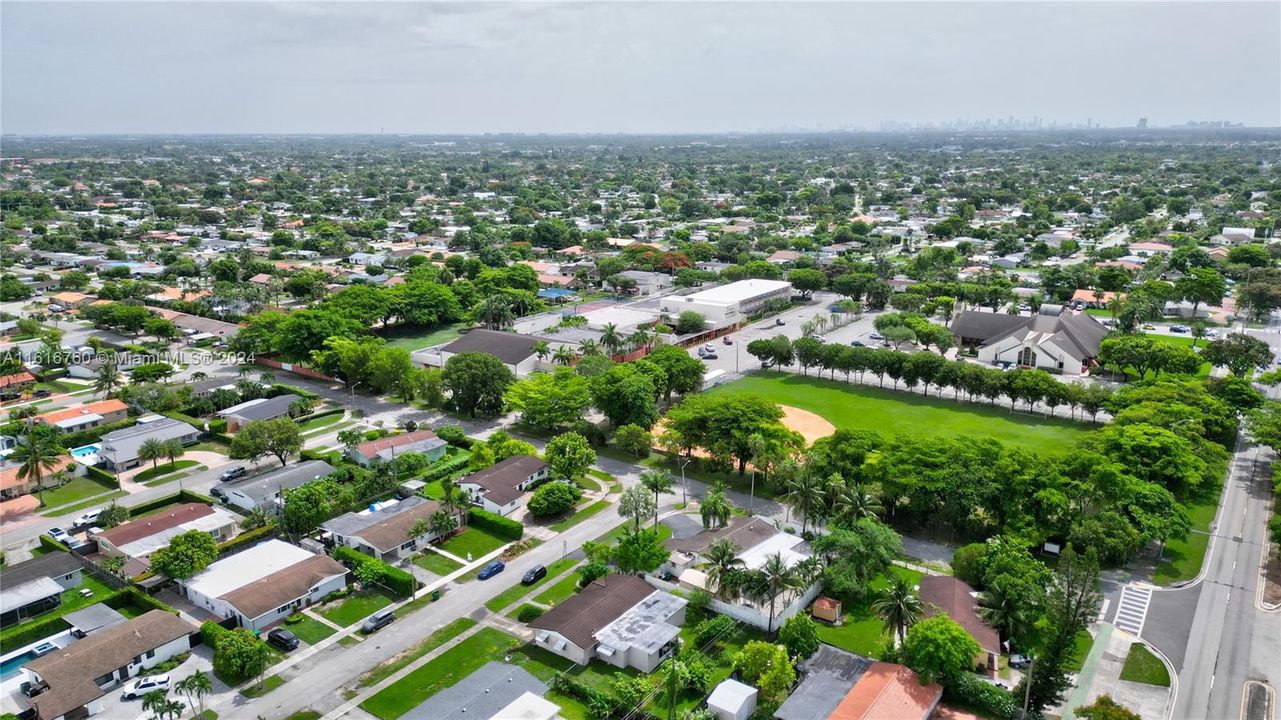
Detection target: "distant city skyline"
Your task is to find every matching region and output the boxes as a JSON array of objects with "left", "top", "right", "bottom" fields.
[{"left": 3, "top": 2, "right": 1278, "bottom": 135}]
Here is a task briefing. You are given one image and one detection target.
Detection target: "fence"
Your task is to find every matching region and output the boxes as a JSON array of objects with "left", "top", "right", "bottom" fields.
[
  {"left": 643, "top": 573, "right": 821, "bottom": 633},
  {"left": 254, "top": 356, "right": 337, "bottom": 383}
]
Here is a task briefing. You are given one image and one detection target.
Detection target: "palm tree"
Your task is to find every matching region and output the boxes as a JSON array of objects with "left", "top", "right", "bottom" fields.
[
  {"left": 533, "top": 340, "right": 551, "bottom": 364},
  {"left": 430, "top": 509, "right": 458, "bottom": 539},
  {"left": 578, "top": 339, "right": 602, "bottom": 357},
  {"left": 977, "top": 581, "right": 1026, "bottom": 645},
  {"left": 10, "top": 428, "right": 64, "bottom": 505},
  {"left": 93, "top": 357, "right": 121, "bottom": 398},
  {"left": 872, "top": 575, "right": 923, "bottom": 647},
  {"left": 702, "top": 538, "right": 744, "bottom": 600},
  {"left": 639, "top": 470, "right": 675, "bottom": 529},
  {"left": 700, "top": 483, "right": 733, "bottom": 529},
  {"left": 141, "top": 690, "right": 168, "bottom": 719},
  {"left": 475, "top": 295, "right": 516, "bottom": 330},
  {"left": 831, "top": 482, "right": 884, "bottom": 521},
  {"left": 138, "top": 438, "right": 166, "bottom": 470},
  {"left": 162, "top": 438, "right": 184, "bottom": 469},
  {"left": 628, "top": 327, "right": 651, "bottom": 354},
  {"left": 175, "top": 670, "right": 213, "bottom": 717},
  {"left": 755, "top": 553, "right": 804, "bottom": 636},
  {"left": 289, "top": 397, "right": 314, "bottom": 417},
  {"left": 600, "top": 323, "right": 624, "bottom": 357},
  {"left": 781, "top": 472, "right": 826, "bottom": 534},
  {"left": 552, "top": 346, "right": 576, "bottom": 366}
]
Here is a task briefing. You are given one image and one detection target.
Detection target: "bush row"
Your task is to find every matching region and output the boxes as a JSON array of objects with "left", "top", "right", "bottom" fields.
[
  {"left": 419, "top": 452, "right": 471, "bottom": 483},
  {"left": 270, "top": 383, "right": 318, "bottom": 401},
  {"left": 333, "top": 546, "right": 415, "bottom": 597},
  {"left": 467, "top": 507, "right": 523, "bottom": 541},
  {"left": 84, "top": 465, "right": 120, "bottom": 488},
  {"left": 126, "top": 489, "right": 220, "bottom": 518}
]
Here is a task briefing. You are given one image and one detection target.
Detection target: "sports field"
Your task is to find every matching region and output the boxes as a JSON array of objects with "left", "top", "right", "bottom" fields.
[{"left": 710, "top": 371, "right": 1091, "bottom": 455}]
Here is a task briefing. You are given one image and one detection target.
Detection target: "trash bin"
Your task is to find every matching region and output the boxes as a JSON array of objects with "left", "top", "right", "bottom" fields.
[{"left": 431, "top": 590, "right": 441, "bottom": 601}]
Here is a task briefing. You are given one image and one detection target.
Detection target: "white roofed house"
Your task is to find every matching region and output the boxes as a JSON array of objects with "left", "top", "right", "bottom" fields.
[
  {"left": 659, "top": 279, "right": 793, "bottom": 330},
  {"left": 97, "top": 416, "right": 200, "bottom": 471}
]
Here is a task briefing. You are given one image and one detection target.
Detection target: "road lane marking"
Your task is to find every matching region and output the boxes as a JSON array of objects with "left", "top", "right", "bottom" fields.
[{"left": 1114, "top": 584, "right": 1154, "bottom": 636}]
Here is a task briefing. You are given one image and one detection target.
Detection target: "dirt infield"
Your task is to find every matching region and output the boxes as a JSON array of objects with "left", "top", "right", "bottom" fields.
[{"left": 779, "top": 404, "right": 836, "bottom": 444}]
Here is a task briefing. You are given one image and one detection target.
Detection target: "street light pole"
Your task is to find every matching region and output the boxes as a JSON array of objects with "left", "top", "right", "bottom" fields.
[{"left": 680, "top": 457, "right": 691, "bottom": 506}]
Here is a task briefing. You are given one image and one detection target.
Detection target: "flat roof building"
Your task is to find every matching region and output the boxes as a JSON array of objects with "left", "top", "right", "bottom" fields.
[{"left": 660, "top": 279, "right": 792, "bottom": 329}]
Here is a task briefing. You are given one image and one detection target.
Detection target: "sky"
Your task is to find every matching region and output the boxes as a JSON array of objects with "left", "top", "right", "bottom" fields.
[{"left": 3, "top": 1, "right": 1279, "bottom": 135}]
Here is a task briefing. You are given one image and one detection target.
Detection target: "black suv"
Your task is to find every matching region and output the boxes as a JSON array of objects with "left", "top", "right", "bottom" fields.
[
  {"left": 267, "top": 628, "right": 299, "bottom": 651},
  {"left": 522, "top": 565, "right": 547, "bottom": 585}
]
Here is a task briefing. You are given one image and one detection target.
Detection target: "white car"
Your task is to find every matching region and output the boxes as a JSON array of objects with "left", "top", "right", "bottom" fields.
[
  {"left": 1206, "top": 329, "right": 1220, "bottom": 339},
  {"left": 122, "top": 675, "right": 170, "bottom": 699},
  {"left": 73, "top": 510, "right": 102, "bottom": 529},
  {"left": 46, "top": 527, "right": 73, "bottom": 545}
]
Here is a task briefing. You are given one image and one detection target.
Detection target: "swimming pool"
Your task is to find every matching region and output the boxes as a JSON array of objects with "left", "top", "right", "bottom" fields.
[
  {"left": 69, "top": 443, "right": 101, "bottom": 459},
  {"left": 0, "top": 650, "right": 36, "bottom": 681}
]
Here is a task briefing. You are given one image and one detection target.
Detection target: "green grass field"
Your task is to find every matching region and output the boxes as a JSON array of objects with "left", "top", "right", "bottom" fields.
[
  {"left": 1153, "top": 487, "right": 1221, "bottom": 586},
  {"left": 241, "top": 674, "right": 285, "bottom": 698},
  {"left": 317, "top": 590, "right": 396, "bottom": 627},
  {"left": 380, "top": 323, "right": 467, "bottom": 351},
  {"left": 711, "top": 372, "right": 1090, "bottom": 455},
  {"left": 814, "top": 567, "right": 925, "bottom": 657},
  {"left": 285, "top": 615, "right": 336, "bottom": 645},
  {"left": 358, "top": 618, "right": 477, "bottom": 687},
  {"left": 549, "top": 499, "right": 610, "bottom": 532},
  {"left": 133, "top": 460, "right": 201, "bottom": 484},
  {"left": 1066, "top": 630, "right": 1095, "bottom": 673},
  {"left": 413, "top": 552, "right": 464, "bottom": 577},
  {"left": 533, "top": 572, "right": 583, "bottom": 607},
  {"left": 38, "top": 474, "right": 119, "bottom": 511},
  {"left": 297, "top": 413, "right": 346, "bottom": 433},
  {"left": 439, "top": 526, "right": 507, "bottom": 560},
  {"left": 1119, "top": 643, "right": 1171, "bottom": 686},
  {"left": 360, "top": 628, "right": 522, "bottom": 720},
  {"left": 43, "top": 491, "right": 127, "bottom": 517}
]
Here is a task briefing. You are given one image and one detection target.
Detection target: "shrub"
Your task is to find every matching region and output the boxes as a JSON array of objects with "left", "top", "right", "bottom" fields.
[
  {"left": 419, "top": 452, "right": 470, "bottom": 483},
  {"left": 942, "top": 672, "right": 1022, "bottom": 720},
  {"left": 435, "top": 424, "right": 470, "bottom": 447},
  {"left": 333, "top": 546, "right": 415, "bottom": 596},
  {"left": 84, "top": 465, "right": 120, "bottom": 487},
  {"left": 526, "top": 481, "right": 582, "bottom": 517},
  {"left": 952, "top": 543, "right": 987, "bottom": 586},
  {"left": 685, "top": 590, "right": 713, "bottom": 622},
  {"left": 516, "top": 605, "right": 544, "bottom": 622},
  {"left": 692, "top": 615, "right": 736, "bottom": 649},
  {"left": 778, "top": 614, "right": 821, "bottom": 660},
  {"left": 467, "top": 507, "right": 523, "bottom": 541},
  {"left": 215, "top": 525, "right": 277, "bottom": 555}
]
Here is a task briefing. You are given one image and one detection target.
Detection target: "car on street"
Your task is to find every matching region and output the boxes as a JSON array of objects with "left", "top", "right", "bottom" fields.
[
  {"left": 220, "top": 466, "right": 247, "bottom": 482},
  {"left": 122, "top": 675, "right": 170, "bottom": 699},
  {"left": 1009, "top": 654, "right": 1031, "bottom": 669},
  {"left": 1171, "top": 324, "right": 1191, "bottom": 333},
  {"left": 522, "top": 565, "right": 547, "bottom": 585},
  {"left": 209, "top": 486, "right": 227, "bottom": 502},
  {"left": 851, "top": 340, "right": 866, "bottom": 347},
  {"left": 478, "top": 560, "right": 505, "bottom": 580},
  {"left": 867, "top": 332, "right": 884, "bottom": 341},
  {"left": 267, "top": 628, "right": 299, "bottom": 651},
  {"left": 722, "top": 336, "right": 732, "bottom": 345},
  {"left": 702, "top": 343, "right": 716, "bottom": 353},
  {"left": 700, "top": 352, "right": 718, "bottom": 361},
  {"left": 775, "top": 318, "right": 785, "bottom": 326},
  {"left": 1142, "top": 324, "right": 1156, "bottom": 330},
  {"left": 1206, "top": 329, "right": 1219, "bottom": 339},
  {"left": 361, "top": 608, "right": 395, "bottom": 633},
  {"left": 46, "top": 527, "right": 74, "bottom": 545},
  {"left": 73, "top": 510, "right": 102, "bottom": 529}
]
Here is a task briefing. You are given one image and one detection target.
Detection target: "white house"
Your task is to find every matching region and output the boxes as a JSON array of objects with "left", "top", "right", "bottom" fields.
[
  {"left": 412, "top": 329, "right": 541, "bottom": 377},
  {"left": 179, "top": 539, "right": 348, "bottom": 631},
  {"left": 456, "top": 455, "right": 548, "bottom": 516}
]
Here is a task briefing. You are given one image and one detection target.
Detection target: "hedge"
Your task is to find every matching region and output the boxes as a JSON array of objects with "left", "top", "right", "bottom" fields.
[
  {"left": 163, "top": 410, "right": 206, "bottom": 429},
  {"left": 467, "top": 508, "right": 523, "bottom": 541},
  {"left": 0, "top": 588, "right": 176, "bottom": 654},
  {"left": 126, "top": 489, "right": 221, "bottom": 519},
  {"left": 216, "top": 525, "right": 277, "bottom": 555},
  {"left": 38, "top": 534, "right": 71, "bottom": 554},
  {"left": 103, "top": 588, "right": 176, "bottom": 615},
  {"left": 298, "top": 407, "right": 344, "bottom": 424},
  {"left": 61, "top": 417, "right": 136, "bottom": 448},
  {"left": 942, "top": 672, "right": 1024, "bottom": 720},
  {"left": 84, "top": 465, "right": 120, "bottom": 488},
  {"left": 419, "top": 452, "right": 471, "bottom": 484},
  {"left": 300, "top": 449, "right": 343, "bottom": 464},
  {"left": 269, "top": 383, "right": 318, "bottom": 401},
  {"left": 333, "top": 546, "right": 414, "bottom": 597}
]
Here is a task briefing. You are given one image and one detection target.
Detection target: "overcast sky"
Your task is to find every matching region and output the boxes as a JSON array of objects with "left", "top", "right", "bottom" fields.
[{"left": 3, "top": 1, "right": 1279, "bottom": 134}]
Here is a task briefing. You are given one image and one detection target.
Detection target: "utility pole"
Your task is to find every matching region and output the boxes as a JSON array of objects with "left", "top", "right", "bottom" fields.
[{"left": 1020, "top": 654, "right": 1035, "bottom": 720}]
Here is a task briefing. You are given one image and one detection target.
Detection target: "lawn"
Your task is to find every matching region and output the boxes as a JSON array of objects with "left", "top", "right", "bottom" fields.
[
  {"left": 43, "top": 490, "right": 127, "bottom": 517},
  {"left": 533, "top": 572, "right": 583, "bottom": 607},
  {"left": 285, "top": 615, "right": 336, "bottom": 645},
  {"left": 284, "top": 713, "right": 321, "bottom": 720},
  {"left": 413, "top": 551, "right": 463, "bottom": 577},
  {"left": 359, "top": 628, "right": 522, "bottom": 720},
  {"left": 38, "top": 474, "right": 119, "bottom": 510},
  {"left": 485, "top": 557, "right": 579, "bottom": 612},
  {"left": 1153, "top": 487, "right": 1221, "bottom": 586},
  {"left": 439, "top": 526, "right": 508, "bottom": 560},
  {"left": 380, "top": 323, "right": 467, "bottom": 352},
  {"left": 1066, "top": 630, "right": 1094, "bottom": 673},
  {"left": 241, "top": 674, "right": 285, "bottom": 698},
  {"left": 710, "top": 372, "right": 1092, "bottom": 455},
  {"left": 297, "top": 412, "right": 346, "bottom": 433},
  {"left": 0, "top": 576, "right": 116, "bottom": 652},
  {"left": 317, "top": 589, "right": 396, "bottom": 627},
  {"left": 814, "top": 567, "right": 925, "bottom": 657},
  {"left": 1119, "top": 643, "right": 1171, "bottom": 686},
  {"left": 136, "top": 460, "right": 203, "bottom": 485},
  {"left": 358, "top": 617, "right": 478, "bottom": 687},
  {"left": 550, "top": 499, "right": 610, "bottom": 532}
]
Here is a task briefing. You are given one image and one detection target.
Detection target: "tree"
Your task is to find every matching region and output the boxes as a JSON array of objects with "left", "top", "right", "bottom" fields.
[
  {"left": 430, "top": 509, "right": 458, "bottom": 539},
  {"left": 639, "top": 470, "right": 675, "bottom": 528},
  {"left": 528, "top": 481, "right": 582, "bottom": 516},
  {"left": 281, "top": 479, "right": 352, "bottom": 534},
  {"left": 675, "top": 311, "right": 706, "bottom": 335},
  {"left": 10, "top": 427, "right": 65, "bottom": 505},
  {"left": 778, "top": 614, "right": 821, "bottom": 660},
  {"left": 813, "top": 518, "right": 902, "bottom": 598},
  {"left": 544, "top": 432, "right": 596, "bottom": 483},
  {"left": 663, "top": 393, "right": 796, "bottom": 474},
  {"left": 700, "top": 482, "right": 733, "bottom": 529},
  {"left": 703, "top": 538, "right": 745, "bottom": 600},
  {"left": 644, "top": 344, "right": 705, "bottom": 401},
  {"left": 1202, "top": 333, "right": 1274, "bottom": 378},
  {"left": 162, "top": 438, "right": 184, "bottom": 469},
  {"left": 732, "top": 642, "right": 795, "bottom": 706},
  {"left": 617, "top": 485, "right": 656, "bottom": 533},
  {"left": 788, "top": 268, "right": 826, "bottom": 298},
  {"left": 872, "top": 574, "right": 923, "bottom": 647},
  {"left": 93, "top": 356, "right": 122, "bottom": 398},
  {"left": 591, "top": 363, "right": 660, "bottom": 429},
  {"left": 97, "top": 503, "right": 129, "bottom": 529},
  {"left": 174, "top": 669, "right": 213, "bottom": 717},
  {"left": 613, "top": 424, "right": 653, "bottom": 458},
  {"left": 612, "top": 527, "right": 670, "bottom": 574},
  {"left": 1176, "top": 267, "right": 1226, "bottom": 319},
  {"left": 138, "top": 437, "right": 166, "bottom": 470},
  {"left": 229, "top": 417, "right": 303, "bottom": 467},
  {"left": 443, "top": 352, "right": 514, "bottom": 418},
  {"left": 1076, "top": 695, "right": 1142, "bottom": 720},
  {"left": 781, "top": 472, "right": 827, "bottom": 533},
  {"left": 504, "top": 368, "right": 592, "bottom": 431},
  {"left": 902, "top": 614, "right": 981, "bottom": 684},
  {"left": 1017, "top": 545, "right": 1103, "bottom": 715},
  {"left": 752, "top": 552, "right": 805, "bottom": 636},
  {"left": 142, "top": 691, "right": 169, "bottom": 720},
  {"left": 212, "top": 627, "right": 271, "bottom": 684},
  {"left": 150, "top": 529, "right": 218, "bottom": 579}
]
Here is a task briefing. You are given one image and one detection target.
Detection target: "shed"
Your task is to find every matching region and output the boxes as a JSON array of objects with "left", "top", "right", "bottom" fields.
[
  {"left": 813, "top": 596, "right": 842, "bottom": 623},
  {"left": 707, "top": 678, "right": 757, "bottom": 720}
]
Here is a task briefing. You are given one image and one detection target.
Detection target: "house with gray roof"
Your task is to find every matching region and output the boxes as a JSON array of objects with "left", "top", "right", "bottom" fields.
[
  {"left": 217, "top": 393, "right": 303, "bottom": 431},
  {"left": 322, "top": 496, "right": 463, "bottom": 561},
  {"left": 222, "top": 460, "right": 336, "bottom": 513},
  {"left": 952, "top": 306, "right": 1108, "bottom": 375},
  {"left": 456, "top": 455, "right": 548, "bottom": 516},
  {"left": 98, "top": 416, "right": 199, "bottom": 471},
  {"left": 0, "top": 551, "right": 82, "bottom": 628},
  {"left": 402, "top": 662, "right": 548, "bottom": 720},
  {"left": 773, "top": 645, "right": 873, "bottom": 720}
]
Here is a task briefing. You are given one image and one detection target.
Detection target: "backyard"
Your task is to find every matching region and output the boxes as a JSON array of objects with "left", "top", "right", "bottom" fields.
[
  {"left": 710, "top": 371, "right": 1092, "bottom": 455},
  {"left": 380, "top": 323, "right": 467, "bottom": 352},
  {"left": 814, "top": 566, "right": 925, "bottom": 657}
]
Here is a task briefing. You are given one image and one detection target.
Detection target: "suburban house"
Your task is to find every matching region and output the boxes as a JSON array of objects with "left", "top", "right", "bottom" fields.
[
  {"left": 0, "top": 455, "right": 78, "bottom": 500},
  {"left": 399, "top": 662, "right": 554, "bottom": 720},
  {"left": 413, "top": 329, "right": 541, "bottom": 377},
  {"left": 322, "top": 496, "right": 463, "bottom": 561},
  {"left": 216, "top": 394, "right": 303, "bottom": 432},
  {"left": 919, "top": 575, "right": 1000, "bottom": 671},
  {"left": 222, "top": 460, "right": 336, "bottom": 513},
  {"left": 97, "top": 416, "right": 200, "bottom": 471},
  {"left": 179, "top": 539, "right": 348, "bottom": 631},
  {"left": 1068, "top": 288, "right": 1122, "bottom": 309},
  {"left": 774, "top": 645, "right": 874, "bottom": 720},
  {"left": 346, "top": 430, "right": 447, "bottom": 467},
  {"left": 34, "top": 400, "right": 130, "bottom": 435},
  {"left": 659, "top": 279, "right": 793, "bottom": 330},
  {"left": 611, "top": 270, "right": 673, "bottom": 296},
  {"left": 0, "top": 371, "right": 37, "bottom": 392},
  {"left": 456, "top": 455, "right": 548, "bottom": 516},
  {"left": 529, "top": 574, "right": 686, "bottom": 672},
  {"left": 823, "top": 662, "right": 942, "bottom": 720},
  {"left": 0, "top": 551, "right": 83, "bottom": 627},
  {"left": 92, "top": 503, "right": 238, "bottom": 570},
  {"left": 950, "top": 306, "right": 1108, "bottom": 374},
  {"left": 22, "top": 610, "right": 197, "bottom": 720}
]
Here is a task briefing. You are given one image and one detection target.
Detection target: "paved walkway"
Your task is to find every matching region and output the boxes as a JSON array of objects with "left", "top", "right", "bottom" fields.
[{"left": 1063, "top": 624, "right": 1172, "bottom": 720}]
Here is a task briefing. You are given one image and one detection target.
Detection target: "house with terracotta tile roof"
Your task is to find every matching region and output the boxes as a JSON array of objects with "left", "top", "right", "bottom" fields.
[
  {"left": 0, "top": 370, "right": 37, "bottom": 390},
  {"left": 34, "top": 399, "right": 129, "bottom": 434},
  {"left": 825, "top": 662, "right": 942, "bottom": 720},
  {"left": 0, "top": 455, "right": 77, "bottom": 500}
]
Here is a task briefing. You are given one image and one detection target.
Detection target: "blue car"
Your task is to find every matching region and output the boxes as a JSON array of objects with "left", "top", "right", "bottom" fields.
[{"left": 478, "top": 560, "right": 505, "bottom": 580}]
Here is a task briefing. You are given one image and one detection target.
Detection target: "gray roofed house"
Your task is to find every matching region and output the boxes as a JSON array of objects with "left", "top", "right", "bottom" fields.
[
  {"left": 98, "top": 416, "right": 200, "bottom": 471},
  {"left": 223, "top": 460, "right": 336, "bottom": 512},
  {"left": 456, "top": 455, "right": 549, "bottom": 516},
  {"left": 949, "top": 311, "right": 1031, "bottom": 346},
  {"left": 773, "top": 645, "right": 873, "bottom": 720},
  {"left": 217, "top": 393, "right": 302, "bottom": 431},
  {"left": 402, "top": 661, "right": 547, "bottom": 720},
  {"left": 415, "top": 329, "right": 541, "bottom": 377},
  {"left": 0, "top": 551, "right": 83, "bottom": 627},
  {"left": 322, "top": 496, "right": 464, "bottom": 561},
  {"left": 952, "top": 307, "right": 1108, "bottom": 375}
]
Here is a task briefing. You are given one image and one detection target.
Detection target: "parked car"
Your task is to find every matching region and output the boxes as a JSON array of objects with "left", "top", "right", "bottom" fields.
[
  {"left": 775, "top": 318, "right": 786, "bottom": 326},
  {"left": 478, "top": 560, "right": 506, "bottom": 580},
  {"left": 361, "top": 608, "right": 395, "bottom": 633},
  {"left": 702, "top": 343, "right": 716, "bottom": 353},
  {"left": 1009, "top": 654, "right": 1032, "bottom": 669},
  {"left": 851, "top": 340, "right": 867, "bottom": 347},
  {"left": 46, "top": 527, "right": 73, "bottom": 545},
  {"left": 209, "top": 486, "right": 227, "bottom": 502},
  {"left": 0, "top": 392, "right": 20, "bottom": 402},
  {"left": 700, "top": 352, "right": 719, "bottom": 361},
  {"left": 122, "top": 675, "right": 170, "bottom": 699},
  {"left": 267, "top": 628, "right": 299, "bottom": 651},
  {"left": 1206, "top": 329, "right": 1220, "bottom": 339},
  {"left": 33, "top": 389, "right": 51, "bottom": 398},
  {"left": 72, "top": 510, "right": 101, "bottom": 529},
  {"left": 220, "top": 466, "right": 247, "bottom": 482},
  {"left": 522, "top": 565, "right": 547, "bottom": 585},
  {"left": 867, "top": 332, "right": 884, "bottom": 341}
]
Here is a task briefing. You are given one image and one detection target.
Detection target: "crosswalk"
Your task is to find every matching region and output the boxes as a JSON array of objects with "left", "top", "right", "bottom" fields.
[{"left": 1113, "top": 584, "right": 1153, "bottom": 636}]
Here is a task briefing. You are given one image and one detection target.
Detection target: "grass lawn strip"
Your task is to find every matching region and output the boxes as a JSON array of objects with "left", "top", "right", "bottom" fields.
[
  {"left": 133, "top": 460, "right": 202, "bottom": 484},
  {"left": 317, "top": 589, "right": 396, "bottom": 627},
  {"left": 710, "top": 371, "right": 1091, "bottom": 456},
  {"left": 533, "top": 572, "right": 582, "bottom": 608},
  {"left": 1119, "top": 643, "right": 1171, "bottom": 686},
  {"left": 381, "top": 323, "right": 466, "bottom": 351},
  {"left": 285, "top": 615, "right": 336, "bottom": 645},
  {"left": 439, "top": 526, "right": 507, "bottom": 560},
  {"left": 241, "top": 674, "right": 285, "bottom": 698},
  {"left": 413, "top": 552, "right": 463, "bottom": 577},
  {"left": 43, "top": 490, "right": 127, "bottom": 517},
  {"left": 550, "top": 500, "right": 609, "bottom": 532},
  {"left": 1066, "top": 630, "right": 1094, "bottom": 673},
  {"left": 359, "top": 628, "right": 522, "bottom": 720},
  {"left": 297, "top": 413, "right": 346, "bottom": 433},
  {"left": 358, "top": 618, "right": 477, "bottom": 687},
  {"left": 484, "top": 557, "right": 579, "bottom": 612},
  {"left": 37, "top": 475, "right": 120, "bottom": 511}
]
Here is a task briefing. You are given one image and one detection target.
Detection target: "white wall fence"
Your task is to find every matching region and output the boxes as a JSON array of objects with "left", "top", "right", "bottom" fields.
[{"left": 643, "top": 574, "right": 822, "bottom": 633}]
